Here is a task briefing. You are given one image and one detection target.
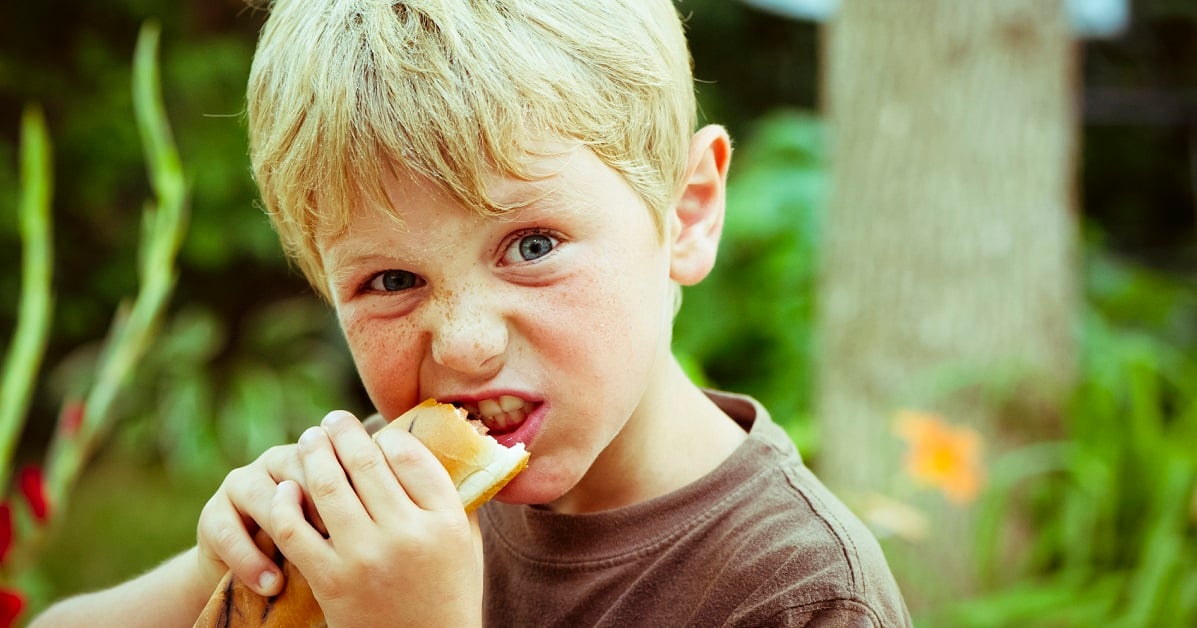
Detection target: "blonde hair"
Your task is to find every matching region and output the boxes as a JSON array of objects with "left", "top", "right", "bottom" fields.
[{"left": 247, "top": 0, "right": 697, "bottom": 296}]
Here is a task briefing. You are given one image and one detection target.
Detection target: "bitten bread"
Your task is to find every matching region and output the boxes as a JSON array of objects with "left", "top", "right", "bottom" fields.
[{"left": 193, "top": 400, "right": 529, "bottom": 628}]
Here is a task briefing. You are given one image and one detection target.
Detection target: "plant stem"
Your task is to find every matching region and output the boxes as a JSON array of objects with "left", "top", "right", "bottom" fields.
[
  {"left": 43, "top": 20, "right": 189, "bottom": 515},
  {"left": 0, "top": 106, "right": 54, "bottom": 492}
]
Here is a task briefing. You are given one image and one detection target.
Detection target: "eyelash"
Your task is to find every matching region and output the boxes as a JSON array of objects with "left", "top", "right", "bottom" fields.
[
  {"left": 356, "top": 227, "right": 564, "bottom": 295},
  {"left": 500, "top": 228, "right": 562, "bottom": 264},
  {"left": 362, "top": 269, "right": 423, "bottom": 294}
]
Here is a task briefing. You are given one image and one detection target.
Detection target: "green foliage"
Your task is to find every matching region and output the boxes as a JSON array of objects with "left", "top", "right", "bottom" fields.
[
  {"left": 942, "top": 243, "right": 1197, "bottom": 627},
  {"left": 2, "top": 22, "right": 357, "bottom": 616},
  {"left": 0, "top": 22, "right": 192, "bottom": 618},
  {"left": 0, "top": 3, "right": 280, "bottom": 364},
  {"left": 42, "top": 21, "right": 190, "bottom": 511},
  {"left": 112, "top": 298, "right": 358, "bottom": 478},
  {"left": 674, "top": 110, "right": 824, "bottom": 453}
]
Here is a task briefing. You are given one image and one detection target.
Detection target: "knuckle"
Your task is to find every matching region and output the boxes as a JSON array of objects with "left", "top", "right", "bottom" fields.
[
  {"left": 380, "top": 433, "right": 427, "bottom": 468},
  {"left": 196, "top": 510, "right": 218, "bottom": 538},
  {"left": 308, "top": 475, "right": 340, "bottom": 500},
  {"left": 225, "top": 465, "right": 252, "bottom": 486},
  {"left": 271, "top": 517, "right": 299, "bottom": 546},
  {"left": 353, "top": 553, "right": 391, "bottom": 581},
  {"left": 345, "top": 448, "right": 384, "bottom": 473},
  {"left": 264, "top": 444, "right": 298, "bottom": 467},
  {"left": 198, "top": 503, "right": 238, "bottom": 546},
  {"left": 199, "top": 521, "right": 249, "bottom": 567},
  {"left": 307, "top": 570, "right": 348, "bottom": 601},
  {"left": 212, "top": 523, "right": 243, "bottom": 552}
]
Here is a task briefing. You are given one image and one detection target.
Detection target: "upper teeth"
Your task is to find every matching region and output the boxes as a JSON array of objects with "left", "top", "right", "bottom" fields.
[
  {"left": 468, "top": 395, "right": 529, "bottom": 432},
  {"left": 478, "top": 395, "right": 526, "bottom": 416}
]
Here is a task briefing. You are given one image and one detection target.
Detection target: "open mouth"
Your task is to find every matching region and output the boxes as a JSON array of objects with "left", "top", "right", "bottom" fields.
[{"left": 456, "top": 395, "right": 533, "bottom": 436}]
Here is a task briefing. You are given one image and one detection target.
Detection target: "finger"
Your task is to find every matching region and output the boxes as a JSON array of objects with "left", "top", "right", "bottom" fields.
[
  {"left": 197, "top": 490, "right": 283, "bottom": 597},
  {"left": 321, "top": 410, "right": 408, "bottom": 522},
  {"left": 221, "top": 461, "right": 285, "bottom": 534},
  {"left": 270, "top": 480, "right": 333, "bottom": 572},
  {"left": 243, "top": 443, "right": 330, "bottom": 535},
  {"left": 298, "top": 425, "right": 367, "bottom": 537},
  {"left": 375, "top": 428, "right": 461, "bottom": 512},
  {"left": 260, "top": 443, "right": 304, "bottom": 484},
  {"left": 265, "top": 441, "right": 330, "bottom": 536}
]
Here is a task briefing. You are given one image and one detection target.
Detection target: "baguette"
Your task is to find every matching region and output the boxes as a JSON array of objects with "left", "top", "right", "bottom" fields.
[{"left": 193, "top": 400, "right": 529, "bottom": 628}]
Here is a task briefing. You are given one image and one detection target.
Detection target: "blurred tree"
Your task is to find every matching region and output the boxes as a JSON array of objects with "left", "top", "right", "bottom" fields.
[{"left": 815, "top": 0, "right": 1080, "bottom": 610}]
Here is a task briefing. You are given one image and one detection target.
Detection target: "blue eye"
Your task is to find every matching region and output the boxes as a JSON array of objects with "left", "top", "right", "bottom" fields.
[
  {"left": 520, "top": 234, "right": 555, "bottom": 260},
  {"left": 367, "top": 270, "right": 422, "bottom": 292},
  {"left": 504, "top": 232, "right": 558, "bottom": 264}
]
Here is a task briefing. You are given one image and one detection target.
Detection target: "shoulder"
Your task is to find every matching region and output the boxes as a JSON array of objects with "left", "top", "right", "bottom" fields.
[
  {"left": 705, "top": 391, "right": 912, "bottom": 627},
  {"left": 710, "top": 463, "right": 910, "bottom": 627}
]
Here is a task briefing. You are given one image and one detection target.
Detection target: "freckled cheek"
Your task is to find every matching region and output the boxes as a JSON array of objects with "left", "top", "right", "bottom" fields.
[
  {"left": 547, "top": 259, "right": 667, "bottom": 363},
  {"left": 340, "top": 314, "right": 424, "bottom": 415}
]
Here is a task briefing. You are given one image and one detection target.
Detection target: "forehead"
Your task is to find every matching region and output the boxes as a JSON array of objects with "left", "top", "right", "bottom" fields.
[{"left": 320, "top": 143, "right": 610, "bottom": 248}]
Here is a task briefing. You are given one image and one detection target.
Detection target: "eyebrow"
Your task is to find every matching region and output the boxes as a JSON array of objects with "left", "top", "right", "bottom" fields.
[
  {"left": 506, "top": 186, "right": 600, "bottom": 222},
  {"left": 323, "top": 251, "right": 390, "bottom": 289}
]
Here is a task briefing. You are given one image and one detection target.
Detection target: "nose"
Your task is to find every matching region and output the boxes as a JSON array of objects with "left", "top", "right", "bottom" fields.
[{"left": 424, "top": 289, "right": 508, "bottom": 377}]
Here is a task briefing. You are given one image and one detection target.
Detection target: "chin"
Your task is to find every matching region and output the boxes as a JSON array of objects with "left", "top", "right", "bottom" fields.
[{"left": 491, "top": 466, "right": 575, "bottom": 507}]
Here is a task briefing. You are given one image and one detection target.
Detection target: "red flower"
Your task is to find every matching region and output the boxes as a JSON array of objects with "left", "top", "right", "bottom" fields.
[
  {"left": 59, "top": 401, "right": 86, "bottom": 437},
  {"left": 0, "top": 589, "right": 23, "bottom": 628},
  {"left": 0, "top": 503, "right": 11, "bottom": 565},
  {"left": 19, "top": 467, "right": 49, "bottom": 523}
]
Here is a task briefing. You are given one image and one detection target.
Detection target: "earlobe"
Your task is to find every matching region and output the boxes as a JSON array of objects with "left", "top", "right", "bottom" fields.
[{"left": 669, "top": 124, "right": 732, "bottom": 286}]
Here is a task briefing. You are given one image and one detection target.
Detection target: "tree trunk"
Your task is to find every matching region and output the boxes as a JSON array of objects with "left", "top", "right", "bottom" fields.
[{"left": 816, "top": 0, "right": 1079, "bottom": 611}]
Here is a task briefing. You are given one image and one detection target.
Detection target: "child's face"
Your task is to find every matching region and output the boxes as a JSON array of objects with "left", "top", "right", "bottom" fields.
[{"left": 318, "top": 145, "right": 680, "bottom": 507}]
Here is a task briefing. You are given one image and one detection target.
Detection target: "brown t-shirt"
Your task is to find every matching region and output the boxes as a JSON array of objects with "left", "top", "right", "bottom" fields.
[{"left": 478, "top": 391, "right": 912, "bottom": 627}]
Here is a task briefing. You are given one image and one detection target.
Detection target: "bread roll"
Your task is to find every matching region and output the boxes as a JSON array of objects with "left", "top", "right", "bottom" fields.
[
  {"left": 401, "top": 399, "right": 530, "bottom": 512},
  {"left": 193, "top": 400, "right": 529, "bottom": 628}
]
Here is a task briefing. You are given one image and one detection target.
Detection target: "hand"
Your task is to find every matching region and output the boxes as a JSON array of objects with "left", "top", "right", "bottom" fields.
[
  {"left": 271, "top": 411, "right": 483, "bottom": 628},
  {"left": 196, "top": 439, "right": 310, "bottom": 597}
]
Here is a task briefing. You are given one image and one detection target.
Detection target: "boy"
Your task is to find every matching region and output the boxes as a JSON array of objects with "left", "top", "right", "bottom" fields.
[{"left": 33, "top": 0, "right": 911, "bottom": 625}]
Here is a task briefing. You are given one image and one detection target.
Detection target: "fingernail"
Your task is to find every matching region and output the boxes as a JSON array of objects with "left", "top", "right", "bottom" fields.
[{"left": 258, "top": 570, "right": 278, "bottom": 594}]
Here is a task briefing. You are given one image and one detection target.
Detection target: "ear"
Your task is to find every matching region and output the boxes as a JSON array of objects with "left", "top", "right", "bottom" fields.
[{"left": 669, "top": 124, "right": 732, "bottom": 286}]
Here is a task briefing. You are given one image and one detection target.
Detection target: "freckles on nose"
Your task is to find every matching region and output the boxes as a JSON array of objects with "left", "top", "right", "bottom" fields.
[{"left": 430, "top": 301, "right": 508, "bottom": 371}]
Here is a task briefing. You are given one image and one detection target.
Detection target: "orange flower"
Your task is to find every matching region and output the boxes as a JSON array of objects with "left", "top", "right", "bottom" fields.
[{"left": 895, "top": 410, "right": 985, "bottom": 504}]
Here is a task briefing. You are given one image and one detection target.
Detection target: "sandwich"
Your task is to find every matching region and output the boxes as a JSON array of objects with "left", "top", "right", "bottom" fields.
[{"left": 193, "top": 399, "right": 529, "bottom": 628}]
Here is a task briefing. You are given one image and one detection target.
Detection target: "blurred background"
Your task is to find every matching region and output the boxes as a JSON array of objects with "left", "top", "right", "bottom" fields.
[{"left": 1, "top": 0, "right": 1195, "bottom": 625}]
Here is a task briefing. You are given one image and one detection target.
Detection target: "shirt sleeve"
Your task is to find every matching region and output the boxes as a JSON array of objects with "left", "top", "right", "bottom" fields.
[{"left": 361, "top": 412, "right": 387, "bottom": 435}]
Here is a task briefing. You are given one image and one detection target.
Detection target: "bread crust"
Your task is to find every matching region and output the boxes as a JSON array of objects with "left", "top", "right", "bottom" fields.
[
  {"left": 402, "top": 399, "right": 530, "bottom": 512},
  {"left": 403, "top": 400, "right": 496, "bottom": 491},
  {"left": 193, "top": 400, "right": 529, "bottom": 627}
]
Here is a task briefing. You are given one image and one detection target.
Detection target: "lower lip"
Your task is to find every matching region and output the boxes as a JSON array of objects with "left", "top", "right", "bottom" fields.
[{"left": 492, "top": 401, "right": 547, "bottom": 450}]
